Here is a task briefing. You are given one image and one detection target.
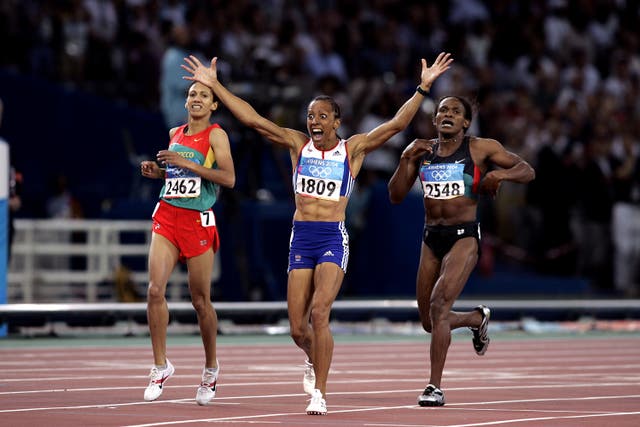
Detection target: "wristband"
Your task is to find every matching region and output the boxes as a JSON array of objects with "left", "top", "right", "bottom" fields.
[{"left": 416, "top": 85, "right": 429, "bottom": 97}]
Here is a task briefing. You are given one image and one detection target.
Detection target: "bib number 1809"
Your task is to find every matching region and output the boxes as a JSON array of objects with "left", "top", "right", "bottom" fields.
[{"left": 298, "top": 177, "right": 338, "bottom": 199}]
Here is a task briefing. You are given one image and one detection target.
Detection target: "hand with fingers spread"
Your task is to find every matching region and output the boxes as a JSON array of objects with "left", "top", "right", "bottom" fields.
[
  {"left": 182, "top": 55, "right": 218, "bottom": 88},
  {"left": 419, "top": 52, "right": 454, "bottom": 93}
]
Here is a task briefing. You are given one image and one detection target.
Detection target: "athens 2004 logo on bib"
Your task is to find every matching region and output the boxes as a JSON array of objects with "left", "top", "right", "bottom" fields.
[{"left": 296, "top": 157, "right": 343, "bottom": 201}]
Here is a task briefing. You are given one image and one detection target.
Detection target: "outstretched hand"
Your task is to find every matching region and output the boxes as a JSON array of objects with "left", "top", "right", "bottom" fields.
[
  {"left": 181, "top": 55, "right": 218, "bottom": 87},
  {"left": 420, "top": 52, "right": 454, "bottom": 89}
]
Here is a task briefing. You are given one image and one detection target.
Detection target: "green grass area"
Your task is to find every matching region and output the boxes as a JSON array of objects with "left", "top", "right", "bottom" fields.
[{"left": 1, "top": 328, "right": 639, "bottom": 349}]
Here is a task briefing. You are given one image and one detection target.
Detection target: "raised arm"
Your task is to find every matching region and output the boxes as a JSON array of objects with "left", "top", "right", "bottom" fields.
[
  {"left": 182, "top": 56, "right": 306, "bottom": 150},
  {"left": 349, "top": 52, "right": 453, "bottom": 157}
]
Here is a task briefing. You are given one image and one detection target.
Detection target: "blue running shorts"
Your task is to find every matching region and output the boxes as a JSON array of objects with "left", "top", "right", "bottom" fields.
[{"left": 288, "top": 221, "right": 349, "bottom": 273}]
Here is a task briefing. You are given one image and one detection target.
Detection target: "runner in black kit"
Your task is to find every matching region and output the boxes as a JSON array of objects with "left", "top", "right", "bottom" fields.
[{"left": 388, "top": 95, "right": 535, "bottom": 406}]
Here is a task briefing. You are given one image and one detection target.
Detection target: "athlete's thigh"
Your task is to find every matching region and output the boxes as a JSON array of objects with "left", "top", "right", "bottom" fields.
[
  {"left": 313, "top": 262, "right": 345, "bottom": 307},
  {"left": 148, "top": 232, "right": 180, "bottom": 289},
  {"left": 437, "top": 237, "right": 479, "bottom": 302},
  {"left": 287, "top": 268, "right": 315, "bottom": 325},
  {"left": 186, "top": 248, "right": 215, "bottom": 298},
  {"left": 416, "top": 243, "right": 440, "bottom": 319}
]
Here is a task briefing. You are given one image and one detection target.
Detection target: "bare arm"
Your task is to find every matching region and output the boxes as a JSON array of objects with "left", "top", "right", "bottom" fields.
[
  {"left": 478, "top": 138, "right": 536, "bottom": 197},
  {"left": 388, "top": 139, "right": 434, "bottom": 203},
  {"left": 140, "top": 127, "right": 181, "bottom": 179},
  {"left": 181, "top": 56, "right": 307, "bottom": 151},
  {"left": 349, "top": 52, "right": 453, "bottom": 158},
  {"left": 156, "top": 127, "right": 236, "bottom": 188}
]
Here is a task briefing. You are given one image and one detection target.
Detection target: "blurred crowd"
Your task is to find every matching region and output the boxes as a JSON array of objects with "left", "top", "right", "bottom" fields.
[{"left": 2, "top": 0, "right": 640, "bottom": 295}]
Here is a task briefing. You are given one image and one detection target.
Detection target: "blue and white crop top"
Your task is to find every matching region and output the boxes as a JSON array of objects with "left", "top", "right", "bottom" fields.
[{"left": 293, "top": 139, "right": 355, "bottom": 201}]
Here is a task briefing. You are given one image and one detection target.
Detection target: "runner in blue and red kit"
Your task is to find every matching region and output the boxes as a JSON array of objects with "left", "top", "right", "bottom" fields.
[{"left": 182, "top": 52, "right": 453, "bottom": 415}]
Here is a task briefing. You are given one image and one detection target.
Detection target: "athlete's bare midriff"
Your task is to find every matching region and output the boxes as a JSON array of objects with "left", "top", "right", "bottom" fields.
[
  {"left": 424, "top": 196, "right": 477, "bottom": 226},
  {"left": 293, "top": 195, "right": 349, "bottom": 222}
]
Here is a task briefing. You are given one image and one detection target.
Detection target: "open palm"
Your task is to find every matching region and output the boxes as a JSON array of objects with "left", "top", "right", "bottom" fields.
[
  {"left": 181, "top": 55, "right": 218, "bottom": 87},
  {"left": 421, "top": 52, "right": 453, "bottom": 88}
]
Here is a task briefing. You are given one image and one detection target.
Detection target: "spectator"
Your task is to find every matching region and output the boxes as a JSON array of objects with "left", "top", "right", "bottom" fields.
[
  {"left": 1, "top": 98, "right": 22, "bottom": 262},
  {"left": 160, "top": 24, "right": 195, "bottom": 129}
]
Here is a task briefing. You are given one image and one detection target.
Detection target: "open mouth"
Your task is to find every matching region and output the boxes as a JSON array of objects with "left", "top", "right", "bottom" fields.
[{"left": 311, "top": 128, "right": 323, "bottom": 139}]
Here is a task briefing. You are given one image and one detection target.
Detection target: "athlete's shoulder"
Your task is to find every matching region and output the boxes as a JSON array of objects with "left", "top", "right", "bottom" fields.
[
  {"left": 169, "top": 124, "right": 186, "bottom": 139},
  {"left": 469, "top": 135, "right": 499, "bottom": 145}
]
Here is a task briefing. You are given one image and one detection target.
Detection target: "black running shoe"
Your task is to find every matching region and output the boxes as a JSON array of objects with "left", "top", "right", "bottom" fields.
[
  {"left": 418, "top": 384, "right": 445, "bottom": 406},
  {"left": 469, "top": 305, "right": 491, "bottom": 355}
]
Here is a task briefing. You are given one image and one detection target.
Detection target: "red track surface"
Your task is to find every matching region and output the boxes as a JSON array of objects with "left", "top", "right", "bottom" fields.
[{"left": 1, "top": 335, "right": 639, "bottom": 426}]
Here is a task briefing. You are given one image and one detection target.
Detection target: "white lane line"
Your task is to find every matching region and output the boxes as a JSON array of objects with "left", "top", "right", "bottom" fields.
[
  {"left": 361, "top": 411, "right": 640, "bottom": 427},
  {"left": 1, "top": 391, "right": 639, "bottom": 414},
  {"left": 2, "top": 381, "right": 639, "bottom": 398}
]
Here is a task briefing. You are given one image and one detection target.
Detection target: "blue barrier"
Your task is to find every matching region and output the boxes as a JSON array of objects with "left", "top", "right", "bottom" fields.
[{"left": 1, "top": 140, "right": 8, "bottom": 336}]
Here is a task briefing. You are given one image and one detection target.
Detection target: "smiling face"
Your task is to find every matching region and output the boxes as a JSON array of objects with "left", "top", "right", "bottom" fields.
[
  {"left": 185, "top": 82, "right": 218, "bottom": 118},
  {"left": 306, "top": 98, "right": 340, "bottom": 145},
  {"left": 433, "top": 97, "right": 471, "bottom": 137}
]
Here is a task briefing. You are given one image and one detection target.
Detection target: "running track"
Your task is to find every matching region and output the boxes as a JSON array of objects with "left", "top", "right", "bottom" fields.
[{"left": 1, "top": 332, "right": 639, "bottom": 426}]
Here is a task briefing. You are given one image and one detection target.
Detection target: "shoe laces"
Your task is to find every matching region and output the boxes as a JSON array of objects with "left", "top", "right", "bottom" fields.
[
  {"left": 201, "top": 371, "right": 217, "bottom": 387},
  {"left": 149, "top": 367, "right": 162, "bottom": 381},
  {"left": 308, "top": 390, "right": 323, "bottom": 403},
  {"left": 424, "top": 384, "right": 441, "bottom": 395}
]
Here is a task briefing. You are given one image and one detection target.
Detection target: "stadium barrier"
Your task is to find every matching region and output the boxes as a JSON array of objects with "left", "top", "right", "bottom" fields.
[
  {"left": 1, "top": 299, "right": 639, "bottom": 331},
  {"left": 7, "top": 219, "right": 221, "bottom": 303},
  {"left": 4, "top": 219, "right": 640, "bottom": 335}
]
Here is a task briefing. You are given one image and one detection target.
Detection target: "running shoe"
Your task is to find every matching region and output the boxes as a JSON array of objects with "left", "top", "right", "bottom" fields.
[
  {"left": 195, "top": 361, "right": 219, "bottom": 406},
  {"left": 469, "top": 305, "right": 491, "bottom": 356},
  {"left": 144, "top": 359, "right": 175, "bottom": 401},
  {"left": 417, "top": 384, "right": 445, "bottom": 407},
  {"left": 306, "top": 388, "right": 327, "bottom": 415},
  {"left": 303, "top": 359, "right": 315, "bottom": 395}
]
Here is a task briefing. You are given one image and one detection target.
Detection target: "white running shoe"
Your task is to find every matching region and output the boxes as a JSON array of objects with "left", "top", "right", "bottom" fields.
[
  {"left": 144, "top": 359, "right": 175, "bottom": 401},
  {"left": 306, "top": 388, "right": 327, "bottom": 415},
  {"left": 303, "top": 359, "right": 315, "bottom": 395},
  {"left": 195, "top": 362, "right": 219, "bottom": 406},
  {"left": 418, "top": 384, "right": 446, "bottom": 407}
]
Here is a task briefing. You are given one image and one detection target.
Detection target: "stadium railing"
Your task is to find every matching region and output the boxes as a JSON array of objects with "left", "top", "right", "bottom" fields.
[
  {"left": 7, "top": 219, "right": 218, "bottom": 303},
  {"left": 3, "top": 219, "right": 639, "bottom": 334}
]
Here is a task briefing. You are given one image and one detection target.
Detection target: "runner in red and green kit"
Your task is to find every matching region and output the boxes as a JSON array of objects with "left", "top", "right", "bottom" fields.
[{"left": 140, "top": 81, "right": 235, "bottom": 406}]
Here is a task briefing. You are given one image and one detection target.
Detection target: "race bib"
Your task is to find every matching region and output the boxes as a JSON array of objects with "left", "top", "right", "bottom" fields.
[
  {"left": 164, "top": 164, "right": 201, "bottom": 198},
  {"left": 200, "top": 210, "right": 216, "bottom": 227},
  {"left": 164, "top": 176, "right": 201, "bottom": 198},
  {"left": 420, "top": 163, "right": 465, "bottom": 200},
  {"left": 295, "top": 158, "right": 343, "bottom": 201}
]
